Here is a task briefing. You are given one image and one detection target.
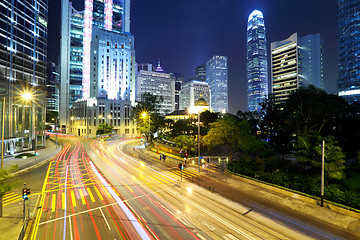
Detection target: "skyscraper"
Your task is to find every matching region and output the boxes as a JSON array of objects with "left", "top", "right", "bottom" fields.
[
  {"left": 271, "top": 33, "right": 324, "bottom": 103},
  {"left": 179, "top": 80, "right": 210, "bottom": 111},
  {"left": 136, "top": 63, "right": 175, "bottom": 115},
  {"left": 247, "top": 10, "right": 268, "bottom": 112},
  {"left": 0, "top": 0, "right": 48, "bottom": 153},
  {"left": 206, "top": 55, "right": 228, "bottom": 113},
  {"left": 337, "top": 0, "right": 360, "bottom": 103},
  {"left": 59, "top": 0, "right": 133, "bottom": 131},
  {"left": 195, "top": 64, "right": 206, "bottom": 81}
]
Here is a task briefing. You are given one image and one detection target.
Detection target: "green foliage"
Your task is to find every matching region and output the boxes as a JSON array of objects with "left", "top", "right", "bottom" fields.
[
  {"left": 200, "top": 110, "right": 219, "bottom": 128},
  {"left": 295, "top": 133, "right": 346, "bottom": 182},
  {"left": 170, "top": 119, "right": 194, "bottom": 137},
  {"left": 46, "top": 111, "right": 58, "bottom": 123},
  {"left": 174, "top": 135, "right": 197, "bottom": 156},
  {"left": 132, "top": 93, "right": 164, "bottom": 142},
  {"left": 0, "top": 166, "right": 18, "bottom": 197},
  {"left": 96, "top": 123, "right": 114, "bottom": 135}
]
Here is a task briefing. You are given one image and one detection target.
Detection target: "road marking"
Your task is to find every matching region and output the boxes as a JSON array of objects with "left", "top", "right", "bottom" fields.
[
  {"left": 62, "top": 192, "right": 65, "bottom": 210},
  {"left": 69, "top": 216, "right": 74, "bottom": 240},
  {"left": 197, "top": 233, "right": 207, "bottom": 240},
  {"left": 99, "top": 208, "right": 111, "bottom": 230},
  {"left": 71, "top": 191, "right": 76, "bottom": 207},
  {"left": 94, "top": 186, "right": 104, "bottom": 200},
  {"left": 51, "top": 194, "right": 56, "bottom": 212},
  {"left": 87, "top": 188, "right": 95, "bottom": 202},
  {"left": 101, "top": 185, "right": 112, "bottom": 199},
  {"left": 79, "top": 189, "right": 86, "bottom": 205}
]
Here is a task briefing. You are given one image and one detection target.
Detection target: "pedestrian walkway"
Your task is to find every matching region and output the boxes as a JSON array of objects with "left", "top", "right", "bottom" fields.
[
  {"left": 2, "top": 139, "right": 61, "bottom": 173},
  {"left": 0, "top": 138, "right": 62, "bottom": 240}
]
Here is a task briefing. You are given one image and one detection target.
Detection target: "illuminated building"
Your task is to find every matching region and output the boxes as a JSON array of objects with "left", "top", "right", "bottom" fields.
[
  {"left": 195, "top": 64, "right": 206, "bottom": 81},
  {"left": 46, "top": 62, "right": 59, "bottom": 112},
  {"left": 179, "top": 80, "right": 210, "bottom": 111},
  {"left": 337, "top": 0, "right": 360, "bottom": 103},
  {"left": 0, "top": 0, "right": 48, "bottom": 153},
  {"left": 247, "top": 10, "right": 268, "bottom": 112},
  {"left": 271, "top": 33, "right": 324, "bottom": 103},
  {"left": 206, "top": 55, "right": 228, "bottom": 113},
  {"left": 69, "top": 98, "right": 136, "bottom": 138},
  {"left": 60, "top": 0, "right": 133, "bottom": 132},
  {"left": 170, "top": 72, "right": 184, "bottom": 111},
  {"left": 136, "top": 63, "right": 175, "bottom": 115}
]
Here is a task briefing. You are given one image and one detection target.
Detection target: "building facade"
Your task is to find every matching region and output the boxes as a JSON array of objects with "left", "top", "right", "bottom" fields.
[
  {"left": 69, "top": 98, "right": 136, "bottom": 138},
  {"left": 0, "top": 0, "right": 48, "bottom": 154},
  {"left": 60, "top": 0, "right": 134, "bottom": 132},
  {"left": 206, "top": 55, "right": 228, "bottom": 112},
  {"left": 136, "top": 63, "right": 175, "bottom": 115},
  {"left": 170, "top": 72, "right": 185, "bottom": 111},
  {"left": 90, "top": 27, "right": 135, "bottom": 101},
  {"left": 247, "top": 10, "right": 268, "bottom": 112},
  {"left": 195, "top": 64, "right": 206, "bottom": 81},
  {"left": 46, "top": 62, "right": 58, "bottom": 112},
  {"left": 337, "top": 0, "right": 360, "bottom": 103},
  {"left": 179, "top": 80, "right": 210, "bottom": 111},
  {"left": 271, "top": 33, "right": 324, "bottom": 103}
]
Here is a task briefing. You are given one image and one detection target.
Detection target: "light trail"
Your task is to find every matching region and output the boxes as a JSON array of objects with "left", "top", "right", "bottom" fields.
[
  {"left": 63, "top": 165, "right": 69, "bottom": 240},
  {"left": 89, "top": 160, "right": 151, "bottom": 240}
]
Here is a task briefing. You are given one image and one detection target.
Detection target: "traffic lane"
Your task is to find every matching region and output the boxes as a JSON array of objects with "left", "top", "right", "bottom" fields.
[
  {"left": 114, "top": 140, "right": 342, "bottom": 240},
  {"left": 86, "top": 140, "right": 203, "bottom": 239},
  {"left": 34, "top": 139, "right": 148, "bottom": 240}
]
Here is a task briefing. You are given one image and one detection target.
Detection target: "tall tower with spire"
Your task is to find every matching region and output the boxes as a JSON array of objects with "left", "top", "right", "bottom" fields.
[
  {"left": 247, "top": 9, "right": 268, "bottom": 112},
  {"left": 156, "top": 59, "right": 164, "bottom": 72}
]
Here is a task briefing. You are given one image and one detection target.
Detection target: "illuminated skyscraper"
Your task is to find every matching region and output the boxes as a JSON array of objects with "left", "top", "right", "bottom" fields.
[
  {"left": 271, "top": 33, "right": 324, "bottom": 103},
  {"left": 337, "top": 0, "right": 360, "bottom": 103},
  {"left": 206, "top": 55, "right": 228, "bottom": 113},
  {"left": 247, "top": 10, "right": 268, "bottom": 112},
  {"left": 59, "top": 0, "right": 133, "bottom": 131},
  {"left": 0, "top": 0, "right": 48, "bottom": 152}
]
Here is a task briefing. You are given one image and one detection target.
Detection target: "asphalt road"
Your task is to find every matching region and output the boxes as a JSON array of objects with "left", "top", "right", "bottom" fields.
[{"left": 26, "top": 136, "right": 354, "bottom": 239}]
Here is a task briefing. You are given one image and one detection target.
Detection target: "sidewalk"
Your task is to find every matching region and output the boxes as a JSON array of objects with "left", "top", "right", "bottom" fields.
[
  {"left": 3, "top": 139, "right": 62, "bottom": 174},
  {"left": 0, "top": 138, "right": 62, "bottom": 240},
  {"left": 127, "top": 140, "right": 360, "bottom": 238}
]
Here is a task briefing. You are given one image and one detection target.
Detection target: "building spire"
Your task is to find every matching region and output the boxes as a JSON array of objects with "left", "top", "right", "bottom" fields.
[{"left": 156, "top": 59, "right": 164, "bottom": 72}]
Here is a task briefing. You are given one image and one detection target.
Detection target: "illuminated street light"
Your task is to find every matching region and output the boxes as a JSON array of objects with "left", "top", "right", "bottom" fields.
[
  {"left": 70, "top": 116, "right": 74, "bottom": 120},
  {"left": 22, "top": 92, "right": 36, "bottom": 154},
  {"left": 141, "top": 111, "right": 150, "bottom": 143}
]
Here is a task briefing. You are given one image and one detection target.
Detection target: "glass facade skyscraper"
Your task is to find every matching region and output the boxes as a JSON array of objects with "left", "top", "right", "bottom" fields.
[
  {"left": 60, "top": 0, "right": 133, "bottom": 130},
  {"left": 206, "top": 55, "right": 228, "bottom": 113},
  {"left": 337, "top": 0, "right": 360, "bottom": 103},
  {"left": 0, "top": 0, "right": 48, "bottom": 153},
  {"left": 247, "top": 10, "right": 268, "bottom": 112}
]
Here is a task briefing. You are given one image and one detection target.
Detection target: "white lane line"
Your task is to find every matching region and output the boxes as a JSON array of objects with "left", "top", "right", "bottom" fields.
[
  {"left": 116, "top": 142, "right": 177, "bottom": 182},
  {"left": 100, "top": 208, "right": 111, "bottom": 230},
  {"left": 89, "top": 160, "right": 151, "bottom": 240},
  {"left": 166, "top": 188, "right": 257, "bottom": 240},
  {"left": 197, "top": 233, "right": 207, "bottom": 240},
  {"left": 63, "top": 165, "right": 69, "bottom": 240},
  {"left": 69, "top": 216, "right": 73, "bottom": 240}
]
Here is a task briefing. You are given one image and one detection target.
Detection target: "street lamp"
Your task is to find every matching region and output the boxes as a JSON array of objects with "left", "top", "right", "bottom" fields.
[
  {"left": 107, "top": 114, "right": 111, "bottom": 125},
  {"left": 1, "top": 97, "right": 5, "bottom": 169},
  {"left": 22, "top": 92, "right": 36, "bottom": 154},
  {"left": 142, "top": 112, "right": 150, "bottom": 143},
  {"left": 191, "top": 97, "right": 209, "bottom": 172}
]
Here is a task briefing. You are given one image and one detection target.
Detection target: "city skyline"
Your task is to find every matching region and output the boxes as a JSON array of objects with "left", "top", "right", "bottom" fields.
[{"left": 48, "top": 0, "right": 339, "bottom": 113}]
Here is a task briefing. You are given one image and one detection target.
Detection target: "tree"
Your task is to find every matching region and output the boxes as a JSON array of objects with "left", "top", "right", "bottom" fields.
[
  {"left": 283, "top": 85, "right": 348, "bottom": 136},
  {"left": 203, "top": 116, "right": 245, "bottom": 160},
  {"left": 132, "top": 93, "right": 164, "bottom": 142},
  {"left": 96, "top": 123, "right": 113, "bottom": 135},
  {"left": 295, "top": 133, "right": 346, "bottom": 183},
  {"left": 169, "top": 119, "right": 194, "bottom": 137},
  {"left": 174, "top": 135, "right": 197, "bottom": 156}
]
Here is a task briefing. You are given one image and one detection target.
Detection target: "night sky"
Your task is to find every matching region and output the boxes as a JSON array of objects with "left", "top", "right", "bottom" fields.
[{"left": 48, "top": 0, "right": 339, "bottom": 113}]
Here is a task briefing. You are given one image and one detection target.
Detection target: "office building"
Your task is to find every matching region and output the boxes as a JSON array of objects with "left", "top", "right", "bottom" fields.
[
  {"left": 136, "top": 63, "right": 175, "bottom": 115},
  {"left": 206, "top": 55, "right": 228, "bottom": 112},
  {"left": 337, "top": 0, "right": 360, "bottom": 103},
  {"left": 46, "top": 62, "right": 59, "bottom": 112},
  {"left": 247, "top": 10, "right": 268, "bottom": 112},
  {"left": 179, "top": 80, "right": 210, "bottom": 111},
  {"left": 69, "top": 98, "right": 136, "bottom": 138},
  {"left": 170, "top": 72, "right": 185, "bottom": 111},
  {"left": 195, "top": 64, "right": 206, "bottom": 81},
  {"left": 0, "top": 0, "right": 48, "bottom": 154},
  {"left": 60, "top": 0, "right": 134, "bottom": 132},
  {"left": 271, "top": 33, "right": 324, "bottom": 103}
]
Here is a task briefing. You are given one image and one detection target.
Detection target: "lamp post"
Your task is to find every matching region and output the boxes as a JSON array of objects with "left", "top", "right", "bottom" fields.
[
  {"left": 142, "top": 112, "right": 150, "bottom": 143},
  {"left": 1, "top": 97, "right": 5, "bottom": 169},
  {"left": 193, "top": 98, "right": 208, "bottom": 173},
  {"left": 22, "top": 92, "right": 36, "bottom": 153},
  {"left": 197, "top": 112, "right": 200, "bottom": 172}
]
